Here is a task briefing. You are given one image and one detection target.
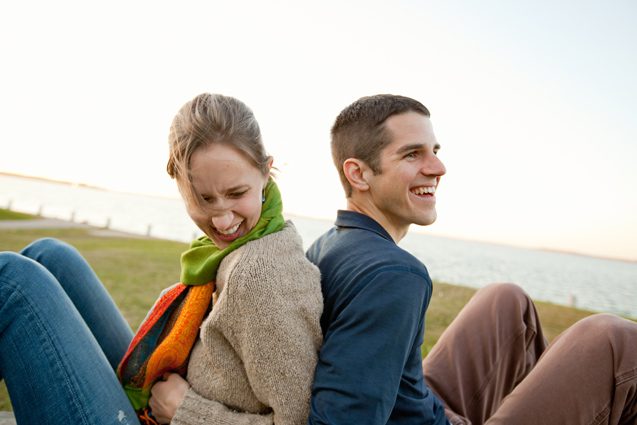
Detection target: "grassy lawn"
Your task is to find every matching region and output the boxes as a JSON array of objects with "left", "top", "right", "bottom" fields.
[
  {"left": 0, "top": 214, "right": 596, "bottom": 411},
  {"left": 0, "top": 209, "right": 36, "bottom": 220}
]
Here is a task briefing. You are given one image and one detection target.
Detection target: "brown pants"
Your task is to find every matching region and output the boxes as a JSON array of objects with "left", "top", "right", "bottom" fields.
[{"left": 423, "top": 283, "right": 637, "bottom": 425}]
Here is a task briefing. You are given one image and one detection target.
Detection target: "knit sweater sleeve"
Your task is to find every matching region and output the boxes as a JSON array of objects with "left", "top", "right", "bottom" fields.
[
  {"left": 172, "top": 390, "right": 274, "bottom": 425},
  {"left": 172, "top": 227, "right": 323, "bottom": 425}
]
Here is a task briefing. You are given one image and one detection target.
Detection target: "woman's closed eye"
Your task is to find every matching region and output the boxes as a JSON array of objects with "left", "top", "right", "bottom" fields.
[
  {"left": 227, "top": 190, "right": 248, "bottom": 199},
  {"left": 200, "top": 187, "right": 249, "bottom": 204}
]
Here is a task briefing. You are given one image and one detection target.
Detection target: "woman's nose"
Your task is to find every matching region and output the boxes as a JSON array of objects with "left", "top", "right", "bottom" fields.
[{"left": 211, "top": 211, "right": 234, "bottom": 230}]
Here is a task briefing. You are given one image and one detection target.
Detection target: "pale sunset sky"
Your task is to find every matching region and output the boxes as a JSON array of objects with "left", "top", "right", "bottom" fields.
[{"left": 1, "top": 0, "right": 636, "bottom": 261}]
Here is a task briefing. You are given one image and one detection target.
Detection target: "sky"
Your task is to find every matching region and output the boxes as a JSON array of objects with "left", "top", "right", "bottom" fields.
[{"left": 1, "top": 0, "right": 636, "bottom": 261}]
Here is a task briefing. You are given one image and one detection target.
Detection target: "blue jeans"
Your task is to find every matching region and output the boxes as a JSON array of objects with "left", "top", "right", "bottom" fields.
[{"left": 0, "top": 238, "right": 140, "bottom": 425}]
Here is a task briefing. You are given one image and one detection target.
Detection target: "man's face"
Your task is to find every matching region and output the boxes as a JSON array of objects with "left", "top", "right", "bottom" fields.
[{"left": 365, "top": 111, "right": 446, "bottom": 237}]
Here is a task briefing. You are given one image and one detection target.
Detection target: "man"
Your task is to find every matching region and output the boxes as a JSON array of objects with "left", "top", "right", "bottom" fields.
[
  {"left": 306, "top": 95, "right": 448, "bottom": 424},
  {"left": 307, "top": 94, "right": 637, "bottom": 425}
]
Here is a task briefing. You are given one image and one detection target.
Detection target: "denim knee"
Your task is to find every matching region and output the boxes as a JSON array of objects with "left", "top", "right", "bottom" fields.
[
  {"left": 0, "top": 251, "right": 38, "bottom": 275},
  {"left": 0, "top": 251, "right": 53, "bottom": 300},
  {"left": 21, "top": 237, "right": 79, "bottom": 265}
]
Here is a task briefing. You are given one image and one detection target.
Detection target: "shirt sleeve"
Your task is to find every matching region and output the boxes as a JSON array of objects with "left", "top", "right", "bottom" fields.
[{"left": 308, "top": 268, "right": 429, "bottom": 425}]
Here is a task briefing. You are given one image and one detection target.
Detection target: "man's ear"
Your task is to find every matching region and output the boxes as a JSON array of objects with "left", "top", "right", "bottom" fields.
[{"left": 343, "top": 158, "right": 371, "bottom": 192}]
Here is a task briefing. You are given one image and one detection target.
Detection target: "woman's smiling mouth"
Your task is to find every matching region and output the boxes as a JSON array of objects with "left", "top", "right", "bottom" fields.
[{"left": 213, "top": 221, "right": 244, "bottom": 241}]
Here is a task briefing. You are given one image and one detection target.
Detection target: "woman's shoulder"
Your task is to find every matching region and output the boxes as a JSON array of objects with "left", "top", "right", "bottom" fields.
[
  {"left": 240, "top": 221, "right": 314, "bottom": 272},
  {"left": 229, "top": 220, "right": 304, "bottom": 261},
  {"left": 247, "top": 220, "right": 303, "bottom": 251},
  {"left": 219, "top": 221, "right": 319, "bottom": 289}
]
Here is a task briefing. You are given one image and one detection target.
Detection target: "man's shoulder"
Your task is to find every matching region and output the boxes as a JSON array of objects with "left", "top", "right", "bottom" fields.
[
  {"left": 311, "top": 223, "right": 423, "bottom": 264},
  {"left": 307, "top": 223, "right": 429, "bottom": 291}
]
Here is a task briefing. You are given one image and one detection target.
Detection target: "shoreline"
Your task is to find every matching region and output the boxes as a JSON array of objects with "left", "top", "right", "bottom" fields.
[
  {"left": 0, "top": 217, "right": 155, "bottom": 239},
  {"left": 2, "top": 172, "right": 634, "bottom": 264}
]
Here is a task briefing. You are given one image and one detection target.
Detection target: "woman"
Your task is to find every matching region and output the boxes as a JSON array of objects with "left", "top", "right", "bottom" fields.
[{"left": 0, "top": 93, "right": 323, "bottom": 424}]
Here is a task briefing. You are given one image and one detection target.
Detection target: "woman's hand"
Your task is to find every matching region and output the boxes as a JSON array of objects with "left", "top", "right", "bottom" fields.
[{"left": 149, "top": 373, "right": 190, "bottom": 424}]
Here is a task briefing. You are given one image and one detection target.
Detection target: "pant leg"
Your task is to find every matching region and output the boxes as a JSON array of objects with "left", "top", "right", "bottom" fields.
[
  {"left": 20, "top": 238, "right": 133, "bottom": 369},
  {"left": 0, "top": 251, "right": 139, "bottom": 425},
  {"left": 487, "top": 313, "right": 637, "bottom": 425},
  {"left": 423, "top": 283, "right": 547, "bottom": 425}
]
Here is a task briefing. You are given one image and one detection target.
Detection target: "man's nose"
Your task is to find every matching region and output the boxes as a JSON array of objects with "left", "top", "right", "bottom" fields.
[{"left": 422, "top": 154, "right": 446, "bottom": 177}]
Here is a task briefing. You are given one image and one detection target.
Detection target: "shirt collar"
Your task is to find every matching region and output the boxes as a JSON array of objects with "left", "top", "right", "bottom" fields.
[{"left": 335, "top": 210, "right": 395, "bottom": 243}]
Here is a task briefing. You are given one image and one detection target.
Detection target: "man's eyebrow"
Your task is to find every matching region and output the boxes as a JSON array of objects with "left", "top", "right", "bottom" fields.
[
  {"left": 394, "top": 143, "right": 441, "bottom": 155},
  {"left": 395, "top": 144, "right": 425, "bottom": 155}
]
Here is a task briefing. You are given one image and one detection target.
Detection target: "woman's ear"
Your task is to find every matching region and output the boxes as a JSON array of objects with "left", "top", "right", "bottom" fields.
[
  {"left": 264, "top": 156, "right": 274, "bottom": 182},
  {"left": 343, "top": 158, "right": 370, "bottom": 192}
]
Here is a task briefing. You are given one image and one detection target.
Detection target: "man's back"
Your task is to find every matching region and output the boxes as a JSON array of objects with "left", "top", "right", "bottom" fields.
[{"left": 306, "top": 210, "right": 448, "bottom": 425}]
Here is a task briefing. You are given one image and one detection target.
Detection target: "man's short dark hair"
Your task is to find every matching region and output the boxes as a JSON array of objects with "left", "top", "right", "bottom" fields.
[{"left": 331, "top": 94, "right": 430, "bottom": 196}]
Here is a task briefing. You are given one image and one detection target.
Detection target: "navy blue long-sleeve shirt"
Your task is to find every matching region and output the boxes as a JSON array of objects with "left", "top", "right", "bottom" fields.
[{"left": 306, "top": 210, "right": 448, "bottom": 425}]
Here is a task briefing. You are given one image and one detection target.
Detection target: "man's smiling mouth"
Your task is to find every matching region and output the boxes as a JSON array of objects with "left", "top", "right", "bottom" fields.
[{"left": 410, "top": 186, "right": 436, "bottom": 196}]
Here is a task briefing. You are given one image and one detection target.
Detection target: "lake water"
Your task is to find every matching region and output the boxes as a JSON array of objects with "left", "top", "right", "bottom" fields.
[{"left": 2, "top": 174, "right": 636, "bottom": 318}]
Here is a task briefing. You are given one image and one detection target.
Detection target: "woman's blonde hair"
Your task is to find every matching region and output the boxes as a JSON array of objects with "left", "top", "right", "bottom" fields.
[{"left": 167, "top": 93, "right": 271, "bottom": 204}]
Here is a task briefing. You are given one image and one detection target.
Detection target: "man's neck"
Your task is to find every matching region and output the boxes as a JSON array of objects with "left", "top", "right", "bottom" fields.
[{"left": 345, "top": 197, "right": 409, "bottom": 243}]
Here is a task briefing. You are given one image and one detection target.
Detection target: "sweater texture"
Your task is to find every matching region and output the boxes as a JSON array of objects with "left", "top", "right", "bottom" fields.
[{"left": 172, "top": 222, "right": 323, "bottom": 425}]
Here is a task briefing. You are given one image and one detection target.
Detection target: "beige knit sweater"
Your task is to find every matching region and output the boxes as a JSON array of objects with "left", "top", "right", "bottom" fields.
[{"left": 172, "top": 222, "right": 323, "bottom": 425}]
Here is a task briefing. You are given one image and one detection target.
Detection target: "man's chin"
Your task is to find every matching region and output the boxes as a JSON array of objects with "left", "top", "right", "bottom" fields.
[{"left": 414, "top": 213, "right": 437, "bottom": 227}]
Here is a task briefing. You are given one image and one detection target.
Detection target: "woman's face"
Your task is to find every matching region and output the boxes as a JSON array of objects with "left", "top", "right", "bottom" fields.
[{"left": 182, "top": 143, "right": 270, "bottom": 249}]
